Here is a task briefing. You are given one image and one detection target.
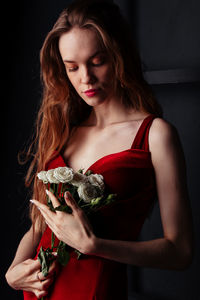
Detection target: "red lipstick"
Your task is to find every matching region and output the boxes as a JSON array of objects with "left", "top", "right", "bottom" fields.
[{"left": 84, "top": 89, "right": 100, "bottom": 97}]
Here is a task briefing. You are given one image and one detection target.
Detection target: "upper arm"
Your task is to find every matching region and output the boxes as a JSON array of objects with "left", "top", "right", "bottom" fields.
[{"left": 149, "top": 118, "right": 193, "bottom": 256}]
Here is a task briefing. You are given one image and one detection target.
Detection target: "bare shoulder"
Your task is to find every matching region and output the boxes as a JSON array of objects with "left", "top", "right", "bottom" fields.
[
  {"left": 149, "top": 117, "right": 180, "bottom": 152},
  {"left": 148, "top": 117, "right": 186, "bottom": 169},
  {"left": 148, "top": 118, "right": 189, "bottom": 187}
]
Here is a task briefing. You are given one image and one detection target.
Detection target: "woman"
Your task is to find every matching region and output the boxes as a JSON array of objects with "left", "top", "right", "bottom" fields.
[{"left": 6, "top": 0, "right": 193, "bottom": 299}]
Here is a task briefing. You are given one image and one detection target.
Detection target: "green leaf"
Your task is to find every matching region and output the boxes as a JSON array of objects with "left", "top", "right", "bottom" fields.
[
  {"left": 57, "top": 241, "right": 70, "bottom": 266},
  {"left": 85, "top": 170, "right": 92, "bottom": 176},
  {"left": 37, "top": 247, "right": 55, "bottom": 277},
  {"left": 74, "top": 249, "right": 82, "bottom": 260},
  {"left": 90, "top": 196, "right": 104, "bottom": 206},
  {"left": 105, "top": 193, "right": 117, "bottom": 205}
]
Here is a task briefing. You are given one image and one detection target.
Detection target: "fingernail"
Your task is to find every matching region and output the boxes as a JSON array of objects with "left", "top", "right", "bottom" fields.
[
  {"left": 30, "top": 199, "right": 35, "bottom": 204},
  {"left": 65, "top": 191, "right": 71, "bottom": 199},
  {"left": 46, "top": 189, "right": 49, "bottom": 195}
]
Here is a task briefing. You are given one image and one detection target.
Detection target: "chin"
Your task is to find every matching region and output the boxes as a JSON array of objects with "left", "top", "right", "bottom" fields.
[{"left": 82, "top": 96, "right": 106, "bottom": 107}]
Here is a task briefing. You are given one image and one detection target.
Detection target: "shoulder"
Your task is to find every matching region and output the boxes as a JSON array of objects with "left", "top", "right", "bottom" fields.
[
  {"left": 149, "top": 117, "right": 179, "bottom": 149},
  {"left": 149, "top": 117, "right": 176, "bottom": 139},
  {"left": 149, "top": 118, "right": 187, "bottom": 186},
  {"left": 148, "top": 117, "right": 183, "bottom": 161}
]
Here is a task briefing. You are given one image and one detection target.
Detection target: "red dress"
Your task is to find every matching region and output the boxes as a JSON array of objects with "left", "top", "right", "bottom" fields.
[{"left": 24, "top": 114, "right": 157, "bottom": 300}]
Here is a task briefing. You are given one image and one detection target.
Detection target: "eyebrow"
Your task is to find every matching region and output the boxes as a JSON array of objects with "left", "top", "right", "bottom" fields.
[{"left": 63, "top": 50, "right": 106, "bottom": 63}]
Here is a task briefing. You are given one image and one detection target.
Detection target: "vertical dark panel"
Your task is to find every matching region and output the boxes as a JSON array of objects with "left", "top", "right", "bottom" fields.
[
  {"left": 137, "top": 83, "right": 200, "bottom": 300},
  {"left": 126, "top": 0, "right": 200, "bottom": 299},
  {"left": 4, "top": 0, "right": 200, "bottom": 299},
  {"left": 114, "top": 0, "right": 200, "bottom": 299},
  {"left": 3, "top": 2, "right": 73, "bottom": 299},
  {"left": 136, "top": 0, "right": 200, "bottom": 70}
]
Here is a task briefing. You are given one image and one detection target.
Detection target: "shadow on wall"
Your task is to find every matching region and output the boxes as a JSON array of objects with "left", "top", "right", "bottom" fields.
[
  {"left": 116, "top": 0, "right": 200, "bottom": 298},
  {"left": 128, "top": 82, "right": 200, "bottom": 300}
]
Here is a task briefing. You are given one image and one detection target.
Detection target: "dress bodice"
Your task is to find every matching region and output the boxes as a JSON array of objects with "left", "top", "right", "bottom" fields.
[{"left": 24, "top": 114, "right": 157, "bottom": 300}]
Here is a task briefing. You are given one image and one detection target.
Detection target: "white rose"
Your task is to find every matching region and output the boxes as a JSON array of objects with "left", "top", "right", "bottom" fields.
[
  {"left": 54, "top": 167, "right": 74, "bottom": 183},
  {"left": 71, "top": 172, "right": 87, "bottom": 187},
  {"left": 37, "top": 171, "right": 48, "bottom": 184},
  {"left": 87, "top": 174, "right": 105, "bottom": 192},
  {"left": 46, "top": 169, "right": 60, "bottom": 184},
  {"left": 77, "top": 182, "right": 99, "bottom": 203}
]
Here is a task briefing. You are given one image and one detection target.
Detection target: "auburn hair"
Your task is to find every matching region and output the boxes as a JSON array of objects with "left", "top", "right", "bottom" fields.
[{"left": 25, "top": 0, "right": 162, "bottom": 232}]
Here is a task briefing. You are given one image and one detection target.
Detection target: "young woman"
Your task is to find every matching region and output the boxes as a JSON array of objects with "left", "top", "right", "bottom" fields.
[{"left": 6, "top": 0, "right": 193, "bottom": 299}]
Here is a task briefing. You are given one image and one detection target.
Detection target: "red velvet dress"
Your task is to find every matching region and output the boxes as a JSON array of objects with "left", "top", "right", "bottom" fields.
[{"left": 24, "top": 114, "right": 157, "bottom": 300}]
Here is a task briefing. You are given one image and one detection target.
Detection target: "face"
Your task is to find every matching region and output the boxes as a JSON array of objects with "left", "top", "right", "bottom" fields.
[{"left": 58, "top": 27, "right": 116, "bottom": 106}]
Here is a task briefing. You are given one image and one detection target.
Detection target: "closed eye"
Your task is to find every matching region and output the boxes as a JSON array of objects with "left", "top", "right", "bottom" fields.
[
  {"left": 65, "top": 56, "right": 106, "bottom": 72},
  {"left": 67, "top": 62, "right": 104, "bottom": 72},
  {"left": 68, "top": 66, "right": 78, "bottom": 72},
  {"left": 91, "top": 57, "right": 105, "bottom": 67}
]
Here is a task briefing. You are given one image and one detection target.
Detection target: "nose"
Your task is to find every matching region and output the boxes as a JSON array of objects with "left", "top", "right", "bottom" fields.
[{"left": 80, "top": 65, "right": 96, "bottom": 84}]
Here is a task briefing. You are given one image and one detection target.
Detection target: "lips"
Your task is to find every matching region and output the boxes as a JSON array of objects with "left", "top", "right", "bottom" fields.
[{"left": 84, "top": 88, "right": 100, "bottom": 97}]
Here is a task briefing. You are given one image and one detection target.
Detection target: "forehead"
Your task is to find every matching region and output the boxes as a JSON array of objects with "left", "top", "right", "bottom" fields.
[{"left": 58, "top": 27, "right": 104, "bottom": 61}]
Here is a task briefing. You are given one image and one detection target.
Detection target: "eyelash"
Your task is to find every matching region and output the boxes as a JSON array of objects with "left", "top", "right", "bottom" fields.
[
  {"left": 68, "top": 67, "right": 78, "bottom": 72},
  {"left": 67, "top": 59, "right": 105, "bottom": 72}
]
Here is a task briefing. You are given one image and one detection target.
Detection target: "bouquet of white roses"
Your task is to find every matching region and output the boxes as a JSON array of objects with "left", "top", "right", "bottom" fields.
[{"left": 37, "top": 167, "right": 116, "bottom": 278}]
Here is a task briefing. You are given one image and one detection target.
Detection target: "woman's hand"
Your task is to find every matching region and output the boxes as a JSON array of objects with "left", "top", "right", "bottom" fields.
[
  {"left": 31, "top": 191, "right": 96, "bottom": 254},
  {"left": 6, "top": 258, "right": 58, "bottom": 299}
]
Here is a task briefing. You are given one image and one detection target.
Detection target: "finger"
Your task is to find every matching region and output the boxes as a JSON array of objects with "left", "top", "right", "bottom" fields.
[
  {"left": 46, "top": 189, "right": 60, "bottom": 208},
  {"left": 34, "top": 275, "right": 54, "bottom": 295},
  {"left": 37, "top": 260, "right": 57, "bottom": 281},
  {"left": 30, "top": 200, "right": 55, "bottom": 224},
  {"left": 35, "top": 289, "right": 48, "bottom": 299},
  {"left": 30, "top": 199, "right": 49, "bottom": 213},
  {"left": 30, "top": 202, "right": 56, "bottom": 235},
  {"left": 64, "top": 191, "right": 79, "bottom": 211},
  {"left": 41, "top": 277, "right": 54, "bottom": 290},
  {"left": 25, "top": 258, "right": 41, "bottom": 272},
  {"left": 37, "top": 271, "right": 46, "bottom": 282},
  {"left": 37, "top": 276, "right": 54, "bottom": 289},
  {"left": 48, "top": 260, "right": 59, "bottom": 276}
]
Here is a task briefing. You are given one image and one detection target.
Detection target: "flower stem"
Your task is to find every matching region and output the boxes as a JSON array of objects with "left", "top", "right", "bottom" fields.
[
  {"left": 51, "top": 231, "right": 55, "bottom": 249},
  {"left": 80, "top": 203, "right": 91, "bottom": 208},
  {"left": 60, "top": 183, "right": 63, "bottom": 198}
]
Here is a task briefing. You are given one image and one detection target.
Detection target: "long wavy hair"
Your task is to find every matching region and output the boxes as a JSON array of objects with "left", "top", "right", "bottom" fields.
[{"left": 26, "top": 0, "right": 162, "bottom": 232}]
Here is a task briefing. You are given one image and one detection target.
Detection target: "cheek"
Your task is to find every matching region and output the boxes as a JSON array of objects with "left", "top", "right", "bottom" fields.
[
  {"left": 99, "top": 67, "right": 115, "bottom": 88},
  {"left": 67, "top": 74, "right": 79, "bottom": 90},
  {"left": 101, "top": 64, "right": 115, "bottom": 81}
]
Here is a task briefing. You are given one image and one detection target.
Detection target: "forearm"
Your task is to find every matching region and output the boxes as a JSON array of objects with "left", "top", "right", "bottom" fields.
[
  {"left": 8, "top": 225, "right": 42, "bottom": 270},
  {"left": 90, "top": 236, "right": 192, "bottom": 270},
  {"left": 5, "top": 225, "right": 56, "bottom": 298}
]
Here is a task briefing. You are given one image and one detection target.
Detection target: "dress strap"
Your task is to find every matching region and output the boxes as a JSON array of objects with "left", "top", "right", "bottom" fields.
[{"left": 131, "top": 114, "right": 156, "bottom": 151}]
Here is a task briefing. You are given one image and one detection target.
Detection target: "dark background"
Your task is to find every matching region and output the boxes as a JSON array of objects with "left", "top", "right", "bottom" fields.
[{"left": 2, "top": 0, "right": 200, "bottom": 299}]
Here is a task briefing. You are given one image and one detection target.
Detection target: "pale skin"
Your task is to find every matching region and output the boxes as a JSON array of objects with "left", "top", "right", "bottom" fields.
[
  {"left": 6, "top": 27, "right": 193, "bottom": 297},
  {"left": 5, "top": 224, "right": 58, "bottom": 298}
]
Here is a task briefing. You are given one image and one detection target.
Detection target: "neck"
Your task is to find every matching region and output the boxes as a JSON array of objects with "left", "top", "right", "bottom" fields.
[{"left": 85, "top": 96, "right": 138, "bottom": 128}]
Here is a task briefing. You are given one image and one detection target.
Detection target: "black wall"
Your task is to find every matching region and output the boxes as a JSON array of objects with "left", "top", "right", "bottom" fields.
[{"left": 3, "top": 1, "right": 200, "bottom": 299}]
